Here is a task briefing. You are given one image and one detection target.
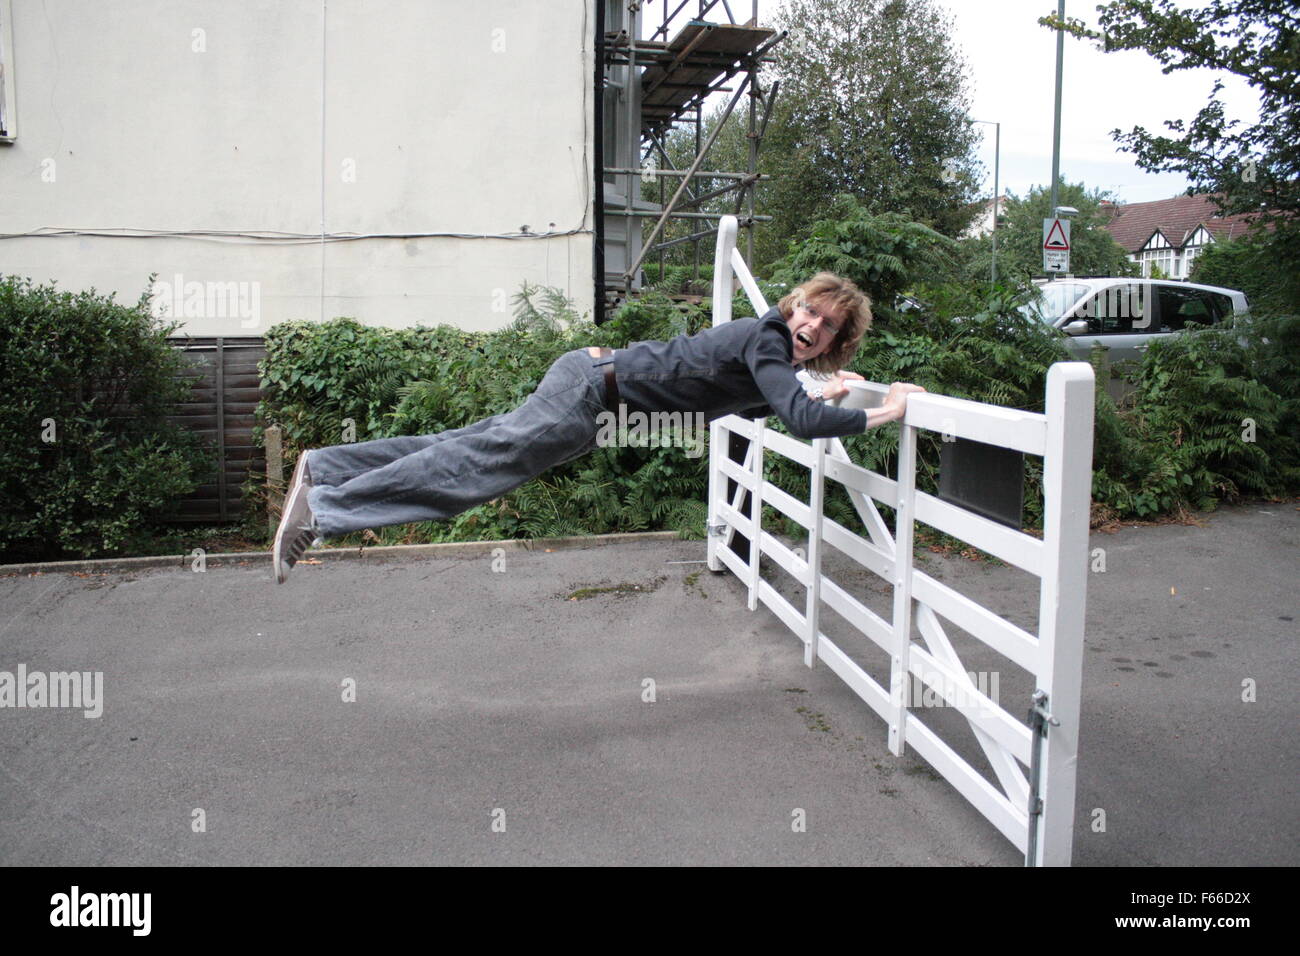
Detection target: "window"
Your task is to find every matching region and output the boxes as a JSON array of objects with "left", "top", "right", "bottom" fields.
[
  {"left": 1155, "top": 286, "right": 1230, "bottom": 331},
  {"left": 1143, "top": 247, "right": 1174, "bottom": 278},
  {"left": 1019, "top": 283, "right": 1089, "bottom": 324},
  {"left": 1079, "top": 284, "right": 1149, "bottom": 334},
  {"left": 0, "top": 0, "right": 15, "bottom": 142}
]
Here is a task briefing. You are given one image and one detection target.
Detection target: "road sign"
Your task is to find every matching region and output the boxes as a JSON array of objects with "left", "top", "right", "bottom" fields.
[{"left": 1043, "top": 217, "right": 1071, "bottom": 273}]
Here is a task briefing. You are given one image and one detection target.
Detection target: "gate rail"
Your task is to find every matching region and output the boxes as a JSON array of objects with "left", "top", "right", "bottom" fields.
[{"left": 705, "top": 216, "right": 1094, "bottom": 865}]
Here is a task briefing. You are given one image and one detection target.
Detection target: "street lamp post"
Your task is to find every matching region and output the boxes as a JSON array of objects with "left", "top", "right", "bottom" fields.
[{"left": 1050, "top": 0, "right": 1066, "bottom": 217}]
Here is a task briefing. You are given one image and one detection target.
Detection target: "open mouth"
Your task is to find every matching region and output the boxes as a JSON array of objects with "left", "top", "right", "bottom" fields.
[{"left": 795, "top": 329, "right": 815, "bottom": 349}]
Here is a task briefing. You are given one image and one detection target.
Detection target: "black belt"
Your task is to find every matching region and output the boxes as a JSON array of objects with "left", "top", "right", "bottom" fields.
[{"left": 588, "top": 347, "right": 619, "bottom": 411}]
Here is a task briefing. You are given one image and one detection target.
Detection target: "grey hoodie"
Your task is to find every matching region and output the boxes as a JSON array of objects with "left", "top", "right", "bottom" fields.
[{"left": 610, "top": 305, "right": 868, "bottom": 439}]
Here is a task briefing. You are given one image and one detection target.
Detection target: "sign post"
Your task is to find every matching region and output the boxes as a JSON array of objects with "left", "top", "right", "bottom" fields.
[{"left": 1042, "top": 217, "right": 1071, "bottom": 274}]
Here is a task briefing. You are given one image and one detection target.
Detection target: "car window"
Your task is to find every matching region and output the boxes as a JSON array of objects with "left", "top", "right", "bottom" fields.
[
  {"left": 1193, "top": 289, "right": 1233, "bottom": 324},
  {"left": 1021, "top": 283, "right": 1089, "bottom": 323},
  {"left": 1156, "top": 286, "right": 1228, "bottom": 331},
  {"left": 1076, "top": 284, "right": 1150, "bottom": 335}
]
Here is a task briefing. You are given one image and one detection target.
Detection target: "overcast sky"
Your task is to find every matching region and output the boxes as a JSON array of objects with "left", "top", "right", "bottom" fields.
[
  {"left": 744, "top": 0, "right": 1263, "bottom": 205},
  {"left": 932, "top": 0, "right": 1261, "bottom": 204}
]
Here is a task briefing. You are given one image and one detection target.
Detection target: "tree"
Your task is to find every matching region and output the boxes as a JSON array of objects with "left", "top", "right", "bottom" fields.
[
  {"left": 959, "top": 180, "right": 1137, "bottom": 283},
  {"left": 766, "top": 193, "right": 958, "bottom": 321},
  {"left": 1044, "top": 1, "right": 1299, "bottom": 224},
  {"left": 651, "top": 0, "right": 983, "bottom": 270},
  {"left": 769, "top": 0, "right": 983, "bottom": 239},
  {"left": 1191, "top": 231, "right": 1300, "bottom": 317}
]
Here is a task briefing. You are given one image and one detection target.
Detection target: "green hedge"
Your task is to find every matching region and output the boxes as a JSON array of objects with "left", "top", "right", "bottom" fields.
[
  {"left": 252, "top": 282, "right": 1300, "bottom": 549},
  {"left": 0, "top": 275, "right": 210, "bottom": 562},
  {"left": 252, "top": 286, "right": 716, "bottom": 544},
  {"left": 7, "top": 269, "right": 1291, "bottom": 563},
  {"left": 1092, "top": 313, "right": 1300, "bottom": 517}
]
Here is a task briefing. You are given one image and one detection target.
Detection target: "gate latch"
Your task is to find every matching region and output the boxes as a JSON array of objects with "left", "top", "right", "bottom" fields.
[
  {"left": 1029, "top": 690, "right": 1059, "bottom": 736},
  {"left": 1025, "top": 689, "right": 1061, "bottom": 867}
]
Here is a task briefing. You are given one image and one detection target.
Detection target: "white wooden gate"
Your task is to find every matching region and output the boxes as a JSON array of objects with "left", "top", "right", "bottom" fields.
[{"left": 705, "top": 216, "right": 1094, "bottom": 866}]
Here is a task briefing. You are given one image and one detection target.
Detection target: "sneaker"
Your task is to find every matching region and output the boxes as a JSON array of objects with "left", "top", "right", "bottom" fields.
[{"left": 273, "top": 450, "right": 319, "bottom": 584}]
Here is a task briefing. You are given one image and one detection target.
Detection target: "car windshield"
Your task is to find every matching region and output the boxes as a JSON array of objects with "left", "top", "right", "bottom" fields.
[{"left": 1017, "top": 283, "right": 1090, "bottom": 324}]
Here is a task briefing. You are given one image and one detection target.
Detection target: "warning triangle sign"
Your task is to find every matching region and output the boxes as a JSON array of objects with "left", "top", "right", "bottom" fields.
[{"left": 1044, "top": 219, "right": 1070, "bottom": 250}]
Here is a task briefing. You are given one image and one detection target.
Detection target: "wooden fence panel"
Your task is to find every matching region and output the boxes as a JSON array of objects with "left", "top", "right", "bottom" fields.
[{"left": 166, "top": 336, "right": 267, "bottom": 524}]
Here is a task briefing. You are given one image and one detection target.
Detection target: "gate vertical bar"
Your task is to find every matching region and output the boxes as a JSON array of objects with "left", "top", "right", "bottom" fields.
[
  {"left": 707, "top": 217, "right": 739, "bottom": 571},
  {"left": 747, "top": 416, "right": 763, "bottom": 610},
  {"left": 1032, "top": 363, "right": 1095, "bottom": 865},
  {"left": 707, "top": 419, "right": 726, "bottom": 572},
  {"left": 887, "top": 419, "right": 918, "bottom": 756},
  {"left": 803, "top": 436, "right": 827, "bottom": 667}
]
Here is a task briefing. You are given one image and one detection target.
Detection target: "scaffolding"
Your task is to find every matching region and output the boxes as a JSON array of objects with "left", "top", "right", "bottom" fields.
[{"left": 600, "top": 0, "right": 783, "bottom": 312}]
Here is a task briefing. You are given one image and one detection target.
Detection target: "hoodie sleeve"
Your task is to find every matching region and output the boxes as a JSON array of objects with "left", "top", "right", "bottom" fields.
[{"left": 743, "top": 313, "right": 868, "bottom": 439}]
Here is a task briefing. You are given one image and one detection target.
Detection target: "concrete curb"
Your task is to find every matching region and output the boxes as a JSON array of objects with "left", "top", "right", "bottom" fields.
[{"left": 0, "top": 530, "right": 689, "bottom": 576}]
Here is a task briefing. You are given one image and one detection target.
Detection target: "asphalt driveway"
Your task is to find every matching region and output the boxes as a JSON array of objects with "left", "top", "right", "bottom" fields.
[{"left": 0, "top": 503, "right": 1295, "bottom": 866}]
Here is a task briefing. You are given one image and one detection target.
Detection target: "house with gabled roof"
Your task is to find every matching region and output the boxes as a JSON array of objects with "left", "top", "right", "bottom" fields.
[
  {"left": 1102, "top": 193, "right": 1262, "bottom": 280},
  {"left": 960, "top": 194, "right": 1013, "bottom": 239}
]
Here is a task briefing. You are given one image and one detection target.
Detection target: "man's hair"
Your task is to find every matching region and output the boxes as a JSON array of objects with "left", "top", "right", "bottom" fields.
[{"left": 777, "top": 272, "right": 873, "bottom": 374}]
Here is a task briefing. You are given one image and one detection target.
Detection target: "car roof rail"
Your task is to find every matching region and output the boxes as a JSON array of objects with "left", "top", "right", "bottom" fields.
[{"left": 1031, "top": 274, "right": 1122, "bottom": 281}]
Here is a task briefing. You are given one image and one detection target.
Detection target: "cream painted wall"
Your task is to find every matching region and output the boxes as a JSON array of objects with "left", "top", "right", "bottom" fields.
[{"left": 0, "top": 0, "right": 595, "bottom": 335}]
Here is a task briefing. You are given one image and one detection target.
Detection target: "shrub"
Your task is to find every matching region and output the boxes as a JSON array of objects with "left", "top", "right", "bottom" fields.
[
  {"left": 642, "top": 262, "right": 714, "bottom": 296},
  {"left": 1095, "top": 315, "right": 1300, "bottom": 516},
  {"left": 254, "top": 286, "right": 715, "bottom": 544},
  {"left": 766, "top": 193, "right": 958, "bottom": 323},
  {"left": 0, "top": 275, "right": 209, "bottom": 562},
  {"left": 254, "top": 271, "right": 1300, "bottom": 550},
  {"left": 1190, "top": 226, "right": 1300, "bottom": 319}
]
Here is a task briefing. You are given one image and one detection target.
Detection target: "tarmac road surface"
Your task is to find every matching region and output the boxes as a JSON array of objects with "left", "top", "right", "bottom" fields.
[{"left": 0, "top": 502, "right": 1294, "bottom": 866}]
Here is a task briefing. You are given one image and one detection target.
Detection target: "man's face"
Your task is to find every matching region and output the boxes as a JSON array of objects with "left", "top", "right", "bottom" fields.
[{"left": 787, "top": 297, "right": 844, "bottom": 363}]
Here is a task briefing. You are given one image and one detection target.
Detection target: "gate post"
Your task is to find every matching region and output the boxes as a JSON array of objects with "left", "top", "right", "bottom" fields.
[{"left": 1031, "top": 362, "right": 1095, "bottom": 865}]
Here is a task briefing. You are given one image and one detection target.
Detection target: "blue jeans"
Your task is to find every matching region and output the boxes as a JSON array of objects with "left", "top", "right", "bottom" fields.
[{"left": 306, "top": 348, "right": 609, "bottom": 539}]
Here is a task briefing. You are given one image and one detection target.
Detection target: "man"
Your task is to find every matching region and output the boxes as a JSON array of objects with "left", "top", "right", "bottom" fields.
[{"left": 273, "top": 272, "right": 924, "bottom": 583}]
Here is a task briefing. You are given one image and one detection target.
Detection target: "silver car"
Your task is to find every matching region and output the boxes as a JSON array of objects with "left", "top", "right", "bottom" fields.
[{"left": 1018, "top": 277, "right": 1251, "bottom": 366}]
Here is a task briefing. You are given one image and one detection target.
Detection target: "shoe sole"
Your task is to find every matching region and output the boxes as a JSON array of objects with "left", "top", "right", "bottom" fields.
[{"left": 273, "top": 451, "right": 316, "bottom": 584}]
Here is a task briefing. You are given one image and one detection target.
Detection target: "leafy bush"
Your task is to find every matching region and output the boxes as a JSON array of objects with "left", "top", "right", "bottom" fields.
[
  {"left": 753, "top": 286, "right": 1299, "bottom": 535},
  {"left": 642, "top": 262, "right": 714, "bottom": 296},
  {"left": 1190, "top": 227, "right": 1300, "bottom": 319},
  {"left": 0, "top": 275, "right": 209, "bottom": 562},
  {"left": 766, "top": 193, "right": 957, "bottom": 322},
  {"left": 255, "top": 286, "right": 715, "bottom": 545},
  {"left": 1092, "top": 315, "right": 1300, "bottom": 517},
  {"left": 254, "top": 227, "right": 1300, "bottom": 552}
]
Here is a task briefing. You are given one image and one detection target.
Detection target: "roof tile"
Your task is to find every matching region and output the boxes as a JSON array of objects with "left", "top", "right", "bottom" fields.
[{"left": 1104, "top": 193, "right": 1262, "bottom": 252}]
